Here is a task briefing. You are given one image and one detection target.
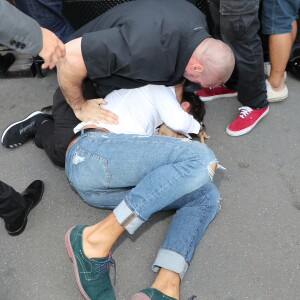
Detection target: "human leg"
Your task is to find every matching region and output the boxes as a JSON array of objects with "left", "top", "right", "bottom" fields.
[
  {"left": 15, "top": 0, "right": 74, "bottom": 42},
  {"left": 65, "top": 133, "right": 217, "bottom": 299},
  {"left": 35, "top": 79, "right": 97, "bottom": 168},
  {"left": 1, "top": 79, "right": 97, "bottom": 168},
  {"left": 71, "top": 182, "right": 220, "bottom": 300},
  {"left": 130, "top": 182, "right": 220, "bottom": 300},
  {"left": 209, "top": 0, "right": 269, "bottom": 136},
  {"left": 34, "top": 88, "right": 79, "bottom": 168},
  {"left": 262, "top": 0, "right": 299, "bottom": 101},
  {"left": 66, "top": 132, "right": 217, "bottom": 214},
  {"left": 0, "top": 180, "right": 44, "bottom": 236},
  {"left": 0, "top": 180, "right": 27, "bottom": 224}
]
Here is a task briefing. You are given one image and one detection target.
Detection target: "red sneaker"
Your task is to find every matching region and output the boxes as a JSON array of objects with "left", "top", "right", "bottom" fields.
[
  {"left": 226, "top": 106, "right": 269, "bottom": 136},
  {"left": 195, "top": 85, "right": 237, "bottom": 101}
]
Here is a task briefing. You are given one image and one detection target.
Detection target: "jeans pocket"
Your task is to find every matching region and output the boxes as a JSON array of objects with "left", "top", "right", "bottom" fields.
[{"left": 67, "top": 147, "right": 111, "bottom": 192}]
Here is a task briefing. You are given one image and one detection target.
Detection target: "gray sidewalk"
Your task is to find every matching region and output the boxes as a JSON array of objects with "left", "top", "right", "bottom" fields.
[{"left": 0, "top": 72, "right": 299, "bottom": 300}]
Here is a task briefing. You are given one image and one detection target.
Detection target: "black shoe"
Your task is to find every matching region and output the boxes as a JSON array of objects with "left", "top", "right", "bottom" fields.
[
  {"left": 5, "top": 180, "right": 44, "bottom": 236},
  {"left": 0, "top": 53, "right": 16, "bottom": 73},
  {"left": 1, "top": 111, "right": 51, "bottom": 148}
]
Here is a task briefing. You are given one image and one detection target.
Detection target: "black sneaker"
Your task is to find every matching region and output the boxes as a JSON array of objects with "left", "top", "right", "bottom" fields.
[
  {"left": 1, "top": 111, "right": 50, "bottom": 148},
  {"left": 5, "top": 180, "right": 44, "bottom": 236},
  {"left": 0, "top": 53, "right": 15, "bottom": 73}
]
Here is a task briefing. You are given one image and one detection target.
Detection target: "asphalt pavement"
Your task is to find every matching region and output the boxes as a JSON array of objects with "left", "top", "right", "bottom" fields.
[{"left": 0, "top": 71, "right": 299, "bottom": 300}]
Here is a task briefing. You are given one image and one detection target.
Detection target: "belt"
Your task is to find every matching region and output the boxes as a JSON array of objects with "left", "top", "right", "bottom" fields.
[{"left": 67, "top": 128, "right": 108, "bottom": 151}]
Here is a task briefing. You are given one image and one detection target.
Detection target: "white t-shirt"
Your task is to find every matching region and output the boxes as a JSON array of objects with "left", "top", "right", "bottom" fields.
[{"left": 74, "top": 84, "right": 200, "bottom": 135}]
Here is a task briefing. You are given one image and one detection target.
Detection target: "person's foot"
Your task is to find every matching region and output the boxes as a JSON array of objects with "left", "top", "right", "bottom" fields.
[
  {"left": 5, "top": 180, "right": 44, "bottom": 236},
  {"left": 226, "top": 105, "right": 269, "bottom": 137},
  {"left": 1, "top": 111, "right": 52, "bottom": 148},
  {"left": 0, "top": 53, "right": 15, "bottom": 73},
  {"left": 195, "top": 85, "right": 237, "bottom": 101},
  {"left": 65, "top": 225, "right": 116, "bottom": 300},
  {"left": 131, "top": 288, "right": 177, "bottom": 300},
  {"left": 266, "top": 79, "right": 288, "bottom": 102}
]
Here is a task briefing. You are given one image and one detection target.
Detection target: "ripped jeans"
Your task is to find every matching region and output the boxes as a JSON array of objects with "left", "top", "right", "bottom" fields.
[{"left": 65, "top": 131, "right": 220, "bottom": 279}]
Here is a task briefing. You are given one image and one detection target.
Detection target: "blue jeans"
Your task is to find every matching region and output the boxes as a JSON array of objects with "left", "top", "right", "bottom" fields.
[
  {"left": 65, "top": 131, "right": 220, "bottom": 279},
  {"left": 15, "top": 0, "right": 74, "bottom": 43}
]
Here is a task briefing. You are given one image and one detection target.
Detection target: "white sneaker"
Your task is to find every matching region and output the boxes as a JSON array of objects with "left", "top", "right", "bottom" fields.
[
  {"left": 266, "top": 79, "right": 288, "bottom": 102},
  {"left": 264, "top": 62, "right": 287, "bottom": 81}
]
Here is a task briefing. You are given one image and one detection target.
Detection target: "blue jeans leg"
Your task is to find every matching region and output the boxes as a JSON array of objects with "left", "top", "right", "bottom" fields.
[
  {"left": 65, "top": 132, "right": 219, "bottom": 279},
  {"left": 153, "top": 181, "right": 220, "bottom": 279},
  {"left": 15, "top": 0, "right": 74, "bottom": 42}
]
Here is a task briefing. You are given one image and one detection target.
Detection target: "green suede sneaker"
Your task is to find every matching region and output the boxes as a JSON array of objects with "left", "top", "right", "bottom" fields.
[
  {"left": 65, "top": 225, "right": 116, "bottom": 300},
  {"left": 131, "top": 288, "right": 177, "bottom": 300}
]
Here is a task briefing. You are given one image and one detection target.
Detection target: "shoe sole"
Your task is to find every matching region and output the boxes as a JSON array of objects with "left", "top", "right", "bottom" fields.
[
  {"left": 65, "top": 227, "right": 91, "bottom": 300},
  {"left": 1, "top": 111, "right": 43, "bottom": 148},
  {"left": 268, "top": 92, "right": 288, "bottom": 103},
  {"left": 268, "top": 95, "right": 288, "bottom": 103},
  {"left": 226, "top": 106, "right": 270, "bottom": 137},
  {"left": 7, "top": 181, "right": 44, "bottom": 236},
  {"left": 199, "top": 92, "right": 237, "bottom": 102}
]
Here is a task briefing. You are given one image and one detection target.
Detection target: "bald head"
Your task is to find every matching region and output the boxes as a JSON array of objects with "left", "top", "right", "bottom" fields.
[{"left": 184, "top": 38, "right": 235, "bottom": 87}]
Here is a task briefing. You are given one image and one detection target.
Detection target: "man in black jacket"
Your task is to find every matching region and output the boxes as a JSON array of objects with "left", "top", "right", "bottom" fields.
[
  {"left": 2, "top": 0, "right": 234, "bottom": 168},
  {"left": 58, "top": 0, "right": 234, "bottom": 124}
]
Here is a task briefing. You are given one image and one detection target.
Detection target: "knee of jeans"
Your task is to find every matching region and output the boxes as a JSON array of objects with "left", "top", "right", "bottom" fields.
[
  {"left": 202, "top": 182, "right": 221, "bottom": 209},
  {"left": 185, "top": 142, "right": 218, "bottom": 180}
]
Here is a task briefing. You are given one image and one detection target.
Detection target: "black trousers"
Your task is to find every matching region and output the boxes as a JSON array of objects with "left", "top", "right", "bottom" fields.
[
  {"left": 34, "top": 79, "right": 98, "bottom": 168},
  {"left": 209, "top": 0, "right": 268, "bottom": 108},
  {"left": 0, "top": 180, "right": 26, "bottom": 224}
]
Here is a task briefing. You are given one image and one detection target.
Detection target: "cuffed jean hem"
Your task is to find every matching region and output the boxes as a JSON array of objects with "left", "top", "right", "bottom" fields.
[
  {"left": 152, "top": 249, "right": 188, "bottom": 281},
  {"left": 113, "top": 200, "right": 144, "bottom": 234}
]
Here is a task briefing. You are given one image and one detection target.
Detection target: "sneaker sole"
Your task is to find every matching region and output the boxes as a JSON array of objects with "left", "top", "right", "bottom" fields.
[
  {"left": 268, "top": 92, "right": 288, "bottom": 103},
  {"left": 226, "top": 106, "right": 270, "bottom": 137},
  {"left": 199, "top": 92, "right": 237, "bottom": 102},
  {"left": 1, "top": 111, "right": 43, "bottom": 148},
  {"left": 65, "top": 227, "right": 91, "bottom": 300}
]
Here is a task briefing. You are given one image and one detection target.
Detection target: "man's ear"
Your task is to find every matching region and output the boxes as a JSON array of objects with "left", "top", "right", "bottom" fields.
[
  {"left": 180, "top": 101, "right": 191, "bottom": 112},
  {"left": 192, "top": 63, "right": 204, "bottom": 73}
]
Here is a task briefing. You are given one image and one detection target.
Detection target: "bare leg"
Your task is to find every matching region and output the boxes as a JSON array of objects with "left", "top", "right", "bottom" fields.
[
  {"left": 151, "top": 268, "right": 180, "bottom": 300},
  {"left": 82, "top": 212, "right": 125, "bottom": 258},
  {"left": 268, "top": 20, "right": 297, "bottom": 91},
  {"left": 82, "top": 214, "right": 181, "bottom": 299},
  {"left": 268, "top": 32, "right": 293, "bottom": 90}
]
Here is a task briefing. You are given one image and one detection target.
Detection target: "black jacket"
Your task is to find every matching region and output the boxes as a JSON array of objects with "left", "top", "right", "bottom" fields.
[{"left": 70, "top": 0, "right": 210, "bottom": 96}]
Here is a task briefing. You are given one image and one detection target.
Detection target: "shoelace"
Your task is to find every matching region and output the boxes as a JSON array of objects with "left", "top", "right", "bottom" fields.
[
  {"left": 94, "top": 254, "right": 117, "bottom": 285},
  {"left": 238, "top": 106, "right": 253, "bottom": 119}
]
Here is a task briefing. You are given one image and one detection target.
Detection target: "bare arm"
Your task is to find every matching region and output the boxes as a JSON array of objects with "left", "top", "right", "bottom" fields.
[{"left": 56, "top": 37, "right": 118, "bottom": 123}]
